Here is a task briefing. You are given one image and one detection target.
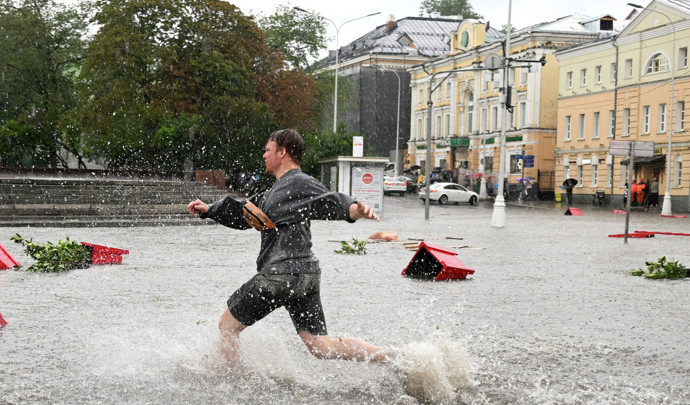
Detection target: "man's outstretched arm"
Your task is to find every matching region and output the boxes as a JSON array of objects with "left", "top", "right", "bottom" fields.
[{"left": 349, "top": 201, "right": 379, "bottom": 221}]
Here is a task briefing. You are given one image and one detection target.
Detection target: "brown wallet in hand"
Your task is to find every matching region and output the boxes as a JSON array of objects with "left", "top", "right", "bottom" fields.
[{"left": 243, "top": 201, "right": 277, "bottom": 231}]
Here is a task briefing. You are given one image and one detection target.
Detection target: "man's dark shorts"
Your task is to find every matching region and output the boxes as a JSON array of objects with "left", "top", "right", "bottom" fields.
[{"left": 227, "top": 273, "right": 327, "bottom": 335}]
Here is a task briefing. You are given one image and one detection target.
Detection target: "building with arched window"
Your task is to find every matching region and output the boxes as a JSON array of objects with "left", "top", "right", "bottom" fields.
[
  {"left": 555, "top": 0, "right": 690, "bottom": 211},
  {"left": 407, "top": 15, "right": 613, "bottom": 198}
]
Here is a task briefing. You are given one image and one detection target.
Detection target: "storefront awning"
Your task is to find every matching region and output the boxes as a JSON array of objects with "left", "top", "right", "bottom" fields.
[{"left": 619, "top": 155, "right": 665, "bottom": 166}]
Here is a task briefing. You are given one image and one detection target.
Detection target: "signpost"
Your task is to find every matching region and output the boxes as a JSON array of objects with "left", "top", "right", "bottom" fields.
[{"left": 609, "top": 140, "right": 655, "bottom": 244}]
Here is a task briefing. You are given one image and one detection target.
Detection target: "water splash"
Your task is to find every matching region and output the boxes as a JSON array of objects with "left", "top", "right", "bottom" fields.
[{"left": 393, "top": 332, "right": 475, "bottom": 403}]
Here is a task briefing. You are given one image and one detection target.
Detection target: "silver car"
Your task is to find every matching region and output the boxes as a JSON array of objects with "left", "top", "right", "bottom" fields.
[{"left": 418, "top": 182, "right": 479, "bottom": 205}]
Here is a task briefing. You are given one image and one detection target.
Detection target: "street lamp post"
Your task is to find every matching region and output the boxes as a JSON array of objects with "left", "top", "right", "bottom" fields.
[
  {"left": 491, "top": 0, "right": 513, "bottom": 228},
  {"left": 628, "top": 3, "right": 676, "bottom": 215},
  {"left": 373, "top": 65, "right": 402, "bottom": 175},
  {"left": 294, "top": 7, "right": 380, "bottom": 133}
]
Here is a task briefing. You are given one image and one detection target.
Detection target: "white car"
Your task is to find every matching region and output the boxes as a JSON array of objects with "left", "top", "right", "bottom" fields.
[
  {"left": 418, "top": 182, "right": 479, "bottom": 205},
  {"left": 383, "top": 176, "right": 407, "bottom": 196}
]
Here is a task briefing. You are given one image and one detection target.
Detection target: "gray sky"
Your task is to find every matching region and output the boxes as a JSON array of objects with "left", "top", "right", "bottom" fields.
[{"left": 231, "top": 0, "right": 632, "bottom": 58}]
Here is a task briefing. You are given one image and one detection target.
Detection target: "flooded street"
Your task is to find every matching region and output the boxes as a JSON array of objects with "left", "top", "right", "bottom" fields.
[{"left": 1, "top": 196, "right": 689, "bottom": 404}]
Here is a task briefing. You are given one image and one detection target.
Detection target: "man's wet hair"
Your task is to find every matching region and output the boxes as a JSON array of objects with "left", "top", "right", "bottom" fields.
[{"left": 268, "top": 129, "right": 305, "bottom": 164}]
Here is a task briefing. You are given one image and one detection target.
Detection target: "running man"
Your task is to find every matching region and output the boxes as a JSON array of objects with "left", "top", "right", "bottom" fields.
[{"left": 187, "top": 129, "right": 392, "bottom": 366}]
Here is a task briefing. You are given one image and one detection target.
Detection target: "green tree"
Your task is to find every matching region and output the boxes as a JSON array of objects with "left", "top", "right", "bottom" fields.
[
  {"left": 420, "top": 0, "right": 483, "bottom": 19},
  {"left": 258, "top": 4, "right": 328, "bottom": 71},
  {"left": 76, "top": 0, "right": 321, "bottom": 180},
  {"left": 0, "top": 0, "right": 90, "bottom": 167}
]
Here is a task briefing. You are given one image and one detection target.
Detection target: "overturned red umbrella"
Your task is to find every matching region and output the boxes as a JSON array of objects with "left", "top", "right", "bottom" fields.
[
  {"left": 81, "top": 242, "right": 129, "bottom": 265},
  {"left": 0, "top": 310, "right": 7, "bottom": 327}
]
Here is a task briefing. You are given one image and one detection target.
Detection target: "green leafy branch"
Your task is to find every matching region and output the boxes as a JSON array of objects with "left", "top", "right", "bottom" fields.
[
  {"left": 334, "top": 238, "right": 367, "bottom": 255},
  {"left": 631, "top": 256, "right": 688, "bottom": 279},
  {"left": 10, "top": 234, "right": 91, "bottom": 273}
]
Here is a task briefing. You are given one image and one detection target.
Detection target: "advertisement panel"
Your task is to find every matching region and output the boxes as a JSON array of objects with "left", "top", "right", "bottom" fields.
[{"left": 351, "top": 166, "right": 383, "bottom": 212}]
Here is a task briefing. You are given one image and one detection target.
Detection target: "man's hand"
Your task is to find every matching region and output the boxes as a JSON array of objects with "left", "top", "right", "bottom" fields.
[
  {"left": 187, "top": 199, "right": 209, "bottom": 216},
  {"left": 350, "top": 201, "right": 379, "bottom": 221}
]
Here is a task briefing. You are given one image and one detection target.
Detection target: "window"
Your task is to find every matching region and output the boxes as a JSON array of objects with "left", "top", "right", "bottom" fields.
[
  {"left": 625, "top": 59, "right": 633, "bottom": 78},
  {"left": 436, "top": 84, "right": 442, "bottom": 101},
  {"left": 446, "top": 82, "right": 452, "bottom": 99},
  {"left": 563, "top": 158, "right": 570, "bottom": 181},
  {"left": 578, "top": 114, "right": 586, "bottom": 140},
  {"left": 645, "top": 53, "right": 669, "bottom": 74},
  {"left": 595, "top": 65, "right": 602, "bottom": 84},
  {"left": 510, "top": 154, "right": 522, "bottom": 174},
  {"left": 611, "top": 62, "right": 617, "bottom": 82},
  {"left": 492, "top": 106, "right": 499, "bottom": 131},
  {"left": 565, "top": 116, "right": 572, "bottom": 141},
  {"left": 445, "top": 113, "right": 450, "bottom": 136},
  {"left": 466, "top": 92, "right": 474, "bottom": 133},
  {"left": 480, "top": 107, "right": 487, "bottom": 132},
  {"left": 592, "top": 163, "right": 598, "bottom": 187},
  {"left": 577, "top": 163, "right": 583, "bottom": 185},
  {"left": 580, "top": 69, "right": 587, "bottom": 86},
  {"left": 417, "top": 117, "right": 422, "bottom": 140},
  {"left": 606, "top": 162, "right": 612, "bottom": 187},
  {"left": 520, "top": 68, "right": 528, "bottom": 85},
  {"left": 566, "top": 71, "right": 573, "bottom": 89},
  {"left": 592, "top": 112, "right": 600, "bottom": 139},
  {"left": 620, "top": 164, "right": 627, "bottom": 187},
  {"left": 519, "top": 101, "right": 527, "bottom": 128},
  {"left": 418, "top": 87, "right": 423, "bottom": 105},
  {"left": 484, "top": 156, "right": 494, "bottom": 172},
  {"left": 435, "top": 115, "right": 442, "bottom": 138},
  {"left": 680, "top": 47, "right": 688, "bottom": 69},
  {"left": 482, "top": 71, "right": 490, "bottom": 92},
  {"left": 642, "top": 106, "right": 650, "bottom": 134},
  {"left": 658, "top": 103, "right": 667, "bottom": 133},
  {"left": 623, "top": 108, "right": 631, "bottom": 136},
  {"left": 678, "top": 101, "right": 685, "bottom": 131},
  {"left": 608, "top": 110, "right": 615, "bottom": 137},
  {"left": 674, "top": 155, "right": 683, "bottom": 187}
]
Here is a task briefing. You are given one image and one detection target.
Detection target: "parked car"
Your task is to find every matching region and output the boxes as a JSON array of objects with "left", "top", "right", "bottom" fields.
[
  {"left": 398, "top": 175, "right": 418, "bottom": 193},
  {"left": 418, "top": 182, "right": 479, "bottom": 205},
  {"left": 383, "top": 176, "right": 407, "bottom": 196}
]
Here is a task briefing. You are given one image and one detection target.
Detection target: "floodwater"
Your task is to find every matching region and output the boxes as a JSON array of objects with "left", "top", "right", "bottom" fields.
[{"left": 1, "top": 196, "right": 689, "bottom": 404}]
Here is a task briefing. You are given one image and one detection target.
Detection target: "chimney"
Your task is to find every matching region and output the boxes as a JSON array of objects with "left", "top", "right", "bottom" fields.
[{"left": 386, "top": 14, "right": 397, "bottom": 31}]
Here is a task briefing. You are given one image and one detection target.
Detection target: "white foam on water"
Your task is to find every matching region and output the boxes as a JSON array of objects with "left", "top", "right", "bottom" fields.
[{"left": 393, "top": 332, "right": 475, "bottom": 403}]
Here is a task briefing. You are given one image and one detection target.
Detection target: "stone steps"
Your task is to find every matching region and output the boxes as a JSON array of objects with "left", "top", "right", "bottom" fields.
[{"left": 0, "top": 177, "right": 234, "bottom": 227}]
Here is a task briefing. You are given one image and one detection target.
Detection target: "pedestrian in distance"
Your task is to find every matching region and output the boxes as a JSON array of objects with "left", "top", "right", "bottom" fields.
[
  {"left": 650, "top": 177, "right": 659, "bottom": 207},
  {"left": 623, "top": 182, "right": 629, "bottom": 210},
  {"left": 562, "top": 178, "right": 577, "bottom": 206},
  {"left": 187, "top": 128, "right": 392, "bottom": 367}
]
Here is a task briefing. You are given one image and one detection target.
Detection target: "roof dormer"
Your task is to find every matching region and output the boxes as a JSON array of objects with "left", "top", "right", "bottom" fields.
[{"left": 451, "top": 20, "right": 486, "bottom": 54}]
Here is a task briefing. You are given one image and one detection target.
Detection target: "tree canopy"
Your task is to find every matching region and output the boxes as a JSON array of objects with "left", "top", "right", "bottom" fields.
[
  {"left": 0, "top": 0, "right": 90, "bottom": 167},
  {"left": 420, "top": 0, "right": 483, "bottom": 19}
]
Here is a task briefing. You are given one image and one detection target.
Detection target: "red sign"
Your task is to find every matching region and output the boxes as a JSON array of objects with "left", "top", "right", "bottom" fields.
[{"left": 362, "top": 174, "right": 373, "bottom": 184}]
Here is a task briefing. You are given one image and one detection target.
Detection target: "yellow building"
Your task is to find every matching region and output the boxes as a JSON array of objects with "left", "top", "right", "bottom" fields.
[
  {"left": 407, "top": 15, "right": 615, "bottom": 198},
  {"left": 555, "top": 0, "right": 689, "bottom": 211}
]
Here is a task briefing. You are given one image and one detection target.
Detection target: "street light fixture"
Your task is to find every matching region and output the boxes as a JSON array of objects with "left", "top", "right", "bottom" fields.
[
  {"left": 491, "top": 0, "right": 513, "bottom": 228},
  {"left": 294, "top": 7, "right": 381, "bottom": 133},
  {"left": 372, "top": 64, "right": 401, "bottom": 176},
  {"left": 627, "top": 2, "right": 676, "bottom": 216}
]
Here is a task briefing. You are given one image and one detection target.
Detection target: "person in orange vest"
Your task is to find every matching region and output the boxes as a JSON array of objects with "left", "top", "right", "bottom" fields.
[
  {"left": 630, "top": 180, "right": 638, "bottom": 206},
  {"left": 636, "top": 177, "right": 646, "bottom": 205}
]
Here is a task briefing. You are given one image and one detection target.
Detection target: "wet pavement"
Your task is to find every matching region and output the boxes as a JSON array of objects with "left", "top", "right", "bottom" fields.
[{"left": 1, "top": 194, "right": 689, "bottom": 404}]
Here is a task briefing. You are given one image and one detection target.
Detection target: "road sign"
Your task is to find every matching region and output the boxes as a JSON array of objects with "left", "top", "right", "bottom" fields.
[
  {"left": 524, "top": 155, "right": 535, "bottom": 168},
  {"left": 609, "top": 140, "right": 655, "bottom": 157}
]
